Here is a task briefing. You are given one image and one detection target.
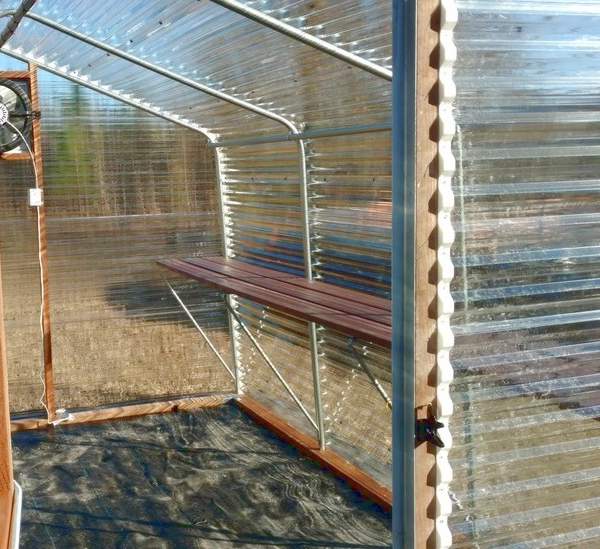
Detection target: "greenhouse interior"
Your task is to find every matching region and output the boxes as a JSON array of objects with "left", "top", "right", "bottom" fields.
[{"left": 0, "top": 0, "right": 599, "bottom": 548}]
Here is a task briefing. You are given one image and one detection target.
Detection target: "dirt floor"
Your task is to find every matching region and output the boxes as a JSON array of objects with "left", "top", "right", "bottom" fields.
[{"left": 12, "top": 404, "right": 392, "bottom": 549}]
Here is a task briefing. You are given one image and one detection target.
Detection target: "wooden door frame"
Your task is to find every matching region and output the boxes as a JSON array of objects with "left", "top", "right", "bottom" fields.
[
  {"left": 0, "top": 251, "right": 14, "bottom": 548},
  {"left": 0, "top": 65, "right": 55, "bottom": 422}
]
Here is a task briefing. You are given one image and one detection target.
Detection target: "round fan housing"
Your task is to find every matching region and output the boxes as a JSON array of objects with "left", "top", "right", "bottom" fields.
[{"left": 0, "top": 78, "right": 34, "bottom": 154}]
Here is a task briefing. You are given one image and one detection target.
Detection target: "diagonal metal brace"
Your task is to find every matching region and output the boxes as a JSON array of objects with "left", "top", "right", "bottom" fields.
[
  {"left": 165, "top": 281, "right": 236, "bottom": 381},
  {"left": 348, "top": 337, "right": 392, "bottom": 410},
  {"left": 225, "top": 300, "right": 319, "bottom": 433}
]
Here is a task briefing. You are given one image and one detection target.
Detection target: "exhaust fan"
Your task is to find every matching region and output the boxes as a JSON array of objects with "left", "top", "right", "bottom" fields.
[{"left": 0, "top": 78, "right": 34, "bottom": 154}]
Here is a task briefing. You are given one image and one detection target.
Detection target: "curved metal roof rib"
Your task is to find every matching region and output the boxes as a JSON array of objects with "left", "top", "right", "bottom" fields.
[
  {"left": 0, "top": 0, "right": 392, "bottom": 140},
  {"left": 0, "top": 9, "right": 302, "bottom": 136},
  {"left": 208, "top": 0, "right": 393, "bottom": 80},
  {"left": 1, "top": 47, "right": 216, "bottom": 141}
]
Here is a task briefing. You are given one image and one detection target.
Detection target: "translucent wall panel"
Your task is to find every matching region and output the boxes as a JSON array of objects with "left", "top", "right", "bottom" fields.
[
  {"left": 220, "top": 142, "right": 305, "bottom": 273},
  {"left": 219, "top": 141, "right": 315, "bottom": 433},
  {"left": 309, "top": 132, "right": 392, "bottom": 482},
  {"left": 309, "top": 132, "right": 391, "bottom": 297},
  {"left": 449, "top": 2, "right": 600, "bottom": 546},
  {"left": 0, "top": 54, "right": 45, "bottom": 412},
  {"left": 220, "top": 132, "right": 392, "bottom": 485},
  {"left": 0, "top": 152, "right": 45, "bottom": 413},
  {"left": 0, "top": 59, "right": 234, "bottom": 411}
]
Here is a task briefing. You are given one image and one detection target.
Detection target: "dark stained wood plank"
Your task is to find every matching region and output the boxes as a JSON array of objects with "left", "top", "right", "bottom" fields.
[
  {"left": 237, "top": 396, "right": 392, "bottom": 512},
  {"left": 185, "top": 257, "right": 391, "bottom": 325},
  {"left": 202, "top": 256, "right": 391, "bottom": 312},
  {"left": 159, "top": 259, "right": 392, "bottom": 347}
]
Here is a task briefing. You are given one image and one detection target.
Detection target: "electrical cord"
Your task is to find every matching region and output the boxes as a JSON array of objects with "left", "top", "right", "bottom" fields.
[{"left": 4, "top": 120, "right": 51, "bottom": 422}]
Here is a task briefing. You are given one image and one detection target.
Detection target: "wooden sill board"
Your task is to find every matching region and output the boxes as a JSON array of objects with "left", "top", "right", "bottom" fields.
[
  {"left": 10, "top": 393, "right": 234, "bottom": 432},
  {"left": 237, "top": 396, "right": 392, "bottom": 512}
]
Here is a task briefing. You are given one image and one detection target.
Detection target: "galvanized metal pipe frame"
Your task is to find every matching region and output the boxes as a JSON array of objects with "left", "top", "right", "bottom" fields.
[
  {"left": 298, "top": 139, "right": 327, "bottom": 450},
  {"left": 0, "top": 10, "right": 328, "bottom": 448},
  {"left": 208, "top": 0, "right": 393, "bottom": 81},
  {"left": 165, "top": 281, "right": 236, "bottom": 382},
  {"left": 210, "top": 122, "right": 392, "bottom": 148},
  {"left": 226, "top": 302, "right": 319, "bottom": 433},
  {"left": 392, "top": 0, "right": 418, "bottom": 547}
]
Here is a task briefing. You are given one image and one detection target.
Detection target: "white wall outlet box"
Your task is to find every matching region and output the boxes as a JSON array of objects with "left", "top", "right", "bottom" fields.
[{"left": 28, "top": 188, "right": 44, "bottom": 207}]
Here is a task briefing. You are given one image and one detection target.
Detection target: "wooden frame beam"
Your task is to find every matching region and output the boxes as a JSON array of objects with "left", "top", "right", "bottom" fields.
[
  {"left": 237, "top": 396, "right": 392, "bottom": 512},
  {"left": 414, "top": 1, "right": 442, "bottom": 547},
  {"left": 0, "top": 248, "right": 14, "bottom": 548},
  {"left": 11, "top": 393, "right": 235, "bottom": 432},
  {"left": 0, "top": 70, "right": 30, "bottom": 162},
  {"left": 28, "top": 64, "right": 57, "bottom": 421}
]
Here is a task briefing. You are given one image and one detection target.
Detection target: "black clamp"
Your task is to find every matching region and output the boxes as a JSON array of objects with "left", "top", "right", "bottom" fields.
[
  {"left": 11, "top": 110, "right": 41, "bottom": 119},
  {"left": 415, "top": 407, "right": 445, "bottom": 448}
]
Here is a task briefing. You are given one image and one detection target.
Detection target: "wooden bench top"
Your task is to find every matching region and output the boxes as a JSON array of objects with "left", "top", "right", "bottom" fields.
[{"left": 158, "top": 256, "right": 391, "bottom": 347}]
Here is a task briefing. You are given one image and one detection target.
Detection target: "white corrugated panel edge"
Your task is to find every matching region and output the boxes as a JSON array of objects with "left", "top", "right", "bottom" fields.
[{"left": 436, "top": 0, "right": 457, "bottom": 547}]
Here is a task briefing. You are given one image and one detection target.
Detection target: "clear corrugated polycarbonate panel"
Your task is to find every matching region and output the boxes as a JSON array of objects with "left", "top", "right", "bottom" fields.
[
  {"left": 2, "top": 0, "right": 390, "bottom": 139},
  {"left": 220, "top": 141, "right": 305, "bottom": 273},
  {"left": 0, "top": 56, "right": 234, "bottom": 411},
  {"left": 309, "top": 132, "right": 391, "bottom": 297},
  {"left": 0, "top": 0, "right": 393, "bottom": 483},
  {"left": 0, "top": 54, "right": 45, "bottom": 412},
  {"left": 309, "top": 132, "right": 392, "bottom": 480},
  {"left": 219, "top": 140, "right": 316, "bottom": 433},
  {"left": 218, "top": 131, "right": 392, "bottom": 483},
  {"left": 450, "top": 2, "right": 600, "bottom": 546}
]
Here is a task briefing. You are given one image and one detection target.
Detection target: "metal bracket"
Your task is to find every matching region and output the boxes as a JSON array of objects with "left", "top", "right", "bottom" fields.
[
  {"left": 415, "top": 406, "right": 445, "bottom": 448},
  {"left": 9, "top": 110, "right": 40, "bottom": 119}
]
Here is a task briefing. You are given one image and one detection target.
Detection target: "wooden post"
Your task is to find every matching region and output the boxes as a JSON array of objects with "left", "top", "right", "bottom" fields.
[
  {"left": 0, "top": 252, "right": 14, "bottom": 548},
  {"left": 28, "top": 64, "right": 56, "bottom": 421},
  {"left": 415, "top": 1, "right": 441, "bottom": 547}
]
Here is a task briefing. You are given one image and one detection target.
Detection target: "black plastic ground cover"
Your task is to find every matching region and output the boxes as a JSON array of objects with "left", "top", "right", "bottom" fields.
[{"left": 11, "top": 403, "right": 391, "bottom": 548}]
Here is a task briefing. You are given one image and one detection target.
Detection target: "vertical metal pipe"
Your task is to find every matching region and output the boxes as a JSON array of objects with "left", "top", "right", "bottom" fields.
[
  {"left": 392, "top": 0, "right": 418, "bottom": 547},
  {"left": 297, "top": 138, "right": 326, "bottom": 450},
  {"left": 214, "top": 149, "right": 242, "bottom": 395}
]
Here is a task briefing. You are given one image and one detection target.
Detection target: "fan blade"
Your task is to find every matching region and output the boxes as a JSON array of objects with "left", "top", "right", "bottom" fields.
[
  {"left": 0, "top": 87, "right": 18, "bottom": 111},
  {"left": 0, "top": 126, "right": 16, "bottom": 145}
]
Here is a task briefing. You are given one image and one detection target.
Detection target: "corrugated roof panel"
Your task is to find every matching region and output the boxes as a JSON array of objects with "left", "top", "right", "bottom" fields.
[{"left": 1, "top": 0, "right": 390, "bottom": 139}]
